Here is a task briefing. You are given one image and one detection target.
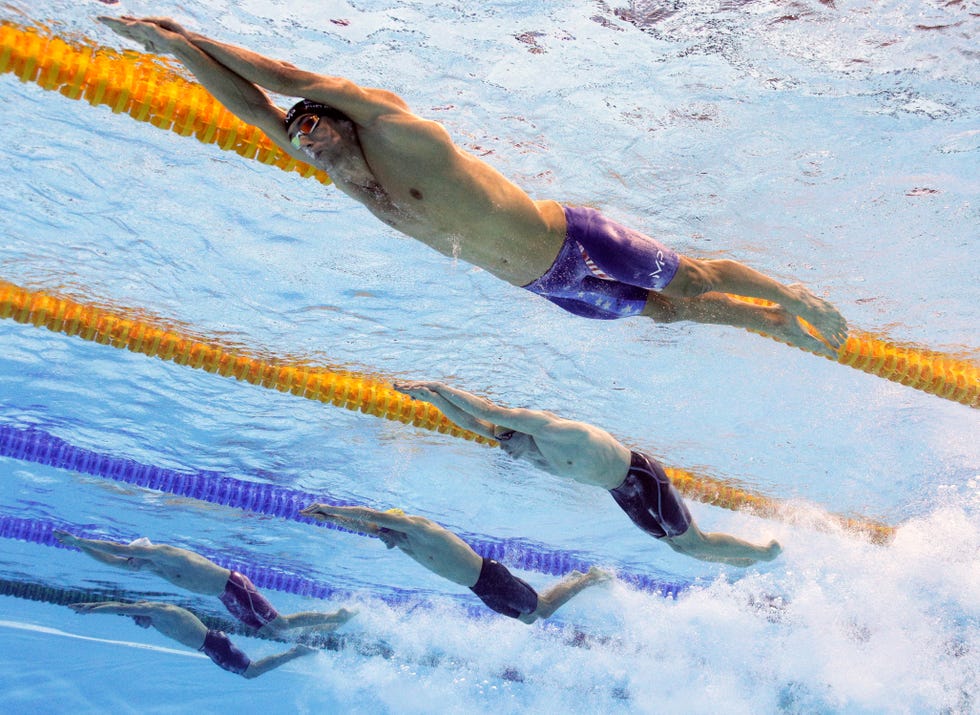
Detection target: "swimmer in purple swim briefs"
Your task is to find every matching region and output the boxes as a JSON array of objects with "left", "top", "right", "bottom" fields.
[
  {"left": 299, "top": 504, "right": 609, "bottom": 623},
  {"left": 100, "top": 16, "right": 848, "bottom": 358},
  {"left": 394, "top": 381, "right": 781, "bottom": 567},
  {"left": 69, "top": 601, "right": 315, "bottom": 678},
  {"left": 54, "top": 531, "right": 355, "bottom": 634}
]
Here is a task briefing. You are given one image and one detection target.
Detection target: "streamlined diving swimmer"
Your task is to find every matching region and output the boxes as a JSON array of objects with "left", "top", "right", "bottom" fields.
[
  {"left": 54, "top": 531, "right": 355, "bottom": 634},
  {"left": 394, "top": 381, "right": 781, "bottom": 567},
  {"left": 98, "top": 15, "right": 847, "bottom": 357},
  {"left": 299, "top": 504, "right": 609, "bottom": 623},
  {"left": 69, "top": 600, "right": 316, "bottom": 678}
]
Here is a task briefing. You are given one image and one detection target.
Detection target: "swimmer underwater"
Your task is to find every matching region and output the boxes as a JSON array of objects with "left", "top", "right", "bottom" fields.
[
  {"left": 99, "top": 16, "right": 848, "bottom": 358},
  {"left": 54, "top": 530, "right": 355, "bottom": 635},
  {"left": 300, "top": 503, "right": 609, "bottom": 623},
  {"left": 69, "top": 600, "right": 316, "bottom": 678},
  {"left": 394, "top": 380, "right": 781, "bottom": 566}
]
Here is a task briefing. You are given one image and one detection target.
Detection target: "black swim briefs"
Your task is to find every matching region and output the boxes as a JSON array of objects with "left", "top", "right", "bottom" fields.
[
  {"left": 469, "top": 557, "right": 539, "bottom": 619},
  {"left": 609, "top": 451, "right": 692, "bottom": 539}
]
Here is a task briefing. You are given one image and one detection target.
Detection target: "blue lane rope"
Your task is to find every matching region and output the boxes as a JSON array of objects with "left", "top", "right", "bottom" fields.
[
  {"left": 0, "top": 514, "right": 345, "bottom": 601},
  {"left": 0, "top": 424, "right": 691, "bottom": 598}
]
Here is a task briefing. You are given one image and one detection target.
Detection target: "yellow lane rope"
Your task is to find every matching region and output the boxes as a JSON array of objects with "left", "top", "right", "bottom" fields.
[
  {"left": 0, "top": 279, "right": 481, "bottom": 442},
  {"left": 665, "top": 468, "right": 893, "bottom": 545},
  {"left": 0, "top": 22, "right": 330, "bottom": 184},
  {"left": 735, "top": 296, "right": 979, "bottom": 408},
  {"left": 4, "top": 23, "right": 976, "bottom": 409},
  {"left": 0, "top": 279, "right": 894, "bottom": 542}
]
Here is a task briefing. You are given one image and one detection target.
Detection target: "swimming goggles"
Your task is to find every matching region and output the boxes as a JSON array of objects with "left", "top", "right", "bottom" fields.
[
  {"left": 495, "top": 429, "right": 516, "bottom": 441},
  {"left": 289, "top": 113, "right": 321, "bottom": 148}
]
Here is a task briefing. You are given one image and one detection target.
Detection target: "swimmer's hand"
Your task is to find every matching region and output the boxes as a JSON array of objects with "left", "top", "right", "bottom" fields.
[
  {"left": 300, "top": 503, "right": 338, "bottom": 522},
  {"left": 52, "top": 529, "right": 80, "bottom": 547},
  {"left": 98, "top": 15, "right": 182, "bottom": 54},
  {"left": 140, "top": 17, "right": 191, "bottom": 37},
  {"left": 392, "top": 380, "right": 442, "bottom": 403},
  {"left": 301, "top": 503, "right": 386, "bottom": 539},
  {"left": 69, "top": 602, "right": 103, "bottom": 614},
  {"left": 301, "top": 502, "right": 364, "bottom": 527}
]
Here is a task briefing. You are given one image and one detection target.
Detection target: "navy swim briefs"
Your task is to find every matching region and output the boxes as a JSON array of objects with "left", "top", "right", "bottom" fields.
[{"left": 523, "top": 205, "right": 681, "bottom": 320}]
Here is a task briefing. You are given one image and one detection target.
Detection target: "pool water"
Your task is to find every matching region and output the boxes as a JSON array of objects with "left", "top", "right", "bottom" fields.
[{"left": 0, "top": 0, "right": 977, "bottom": 713}]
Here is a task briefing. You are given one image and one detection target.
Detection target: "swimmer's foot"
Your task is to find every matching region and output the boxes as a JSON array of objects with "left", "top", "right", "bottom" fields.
[
  {"left": 763, "top": 306, "right": 841, "bottom": 359},
  {"left": 785, "top": 283, "right": 849, "bottom": 351},
  {"left": 585, "top": 566, "right": 614, "bottom": 584},
  {"left": 761, "top": 539, "right": 782, "bottom": 562}
]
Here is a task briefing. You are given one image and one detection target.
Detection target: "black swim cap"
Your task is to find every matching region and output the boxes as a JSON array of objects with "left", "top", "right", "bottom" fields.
[{"left": 284, "top": 99, "right": 349, "bottom": 131}]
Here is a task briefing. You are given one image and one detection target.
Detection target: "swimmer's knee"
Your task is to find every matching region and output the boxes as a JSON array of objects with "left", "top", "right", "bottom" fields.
[
  {"left": 662, "top": 257, "right": 714, "bottom": 299},
  {"left": 664, "top": 525, "right": 699, "bottom": 553},
  {"left": 642, "top": 292, "right": 682, "bottom": 323}
]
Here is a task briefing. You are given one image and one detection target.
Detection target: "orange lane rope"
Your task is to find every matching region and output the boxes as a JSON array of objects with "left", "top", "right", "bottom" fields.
[
  {"left": 735, "top": 296, "right": 978, "bottom": 409},
  {"left": 665, "top": 467, "right": 893, "bottom": 545},
  {"left": 0, "top": 279, "right": 480, "bottom": 442},
  {"left": 0, "top": 22, "right": 330, "bottom": 185},
  {"left": 0, "top": 279, "right": 895, "bottom": 542}
]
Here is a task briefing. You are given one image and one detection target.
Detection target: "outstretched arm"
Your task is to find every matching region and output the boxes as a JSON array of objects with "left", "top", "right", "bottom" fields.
[
  {"left": 172, "top": 24, "right": 410, "bottom": 124},
  {"left": 69, "top": 601, "right": 157, "bottom": 617},
  {"left": 301, "top": 503, "right": 420, "bottom": 531},
  {"left": 100, "top": 17, "right": 408, "bottom": 147},
  {"left": 393, "top": 381, "right": 496, "bottom": 438},
  {"left": 300, "top": 504, "right": 382, "bottom": 537},
  {"left": 99, "top": 16, "right": 310, "bottom": 163},
  {"left": 394, "top": 381, "right": 557, "bottom": 436},
  {"left": 54, "top": 531, "right": 143, "bottom": 568}
]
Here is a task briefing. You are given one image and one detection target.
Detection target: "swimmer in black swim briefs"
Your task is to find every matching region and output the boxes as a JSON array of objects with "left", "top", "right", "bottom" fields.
[
  {"left": 301, "top": 504, "right": 609, "bottom": 623},
  {"left": 395, "top": 381, "right": 782, "bottom": 567},
  {"left": 69, "top": 601, "right": 316, "bottom": 679},
  {"left": 101, "top": 16, "right": 848, "bottom": 360},
  {"left": 54, "top": 530, "right": 355, "bottom": 634}
]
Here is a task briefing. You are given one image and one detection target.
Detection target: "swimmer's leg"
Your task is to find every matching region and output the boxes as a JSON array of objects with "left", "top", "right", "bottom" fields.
[
  {"left": 519, "top": 567, "right": 611, "bottom": 624},
  {"left": 662, "top": 257, "right": 848, "bottom": 350},
  {"left": 259, "top": 608, "right": 356, "bottom": 635},
  {"left": 643, "top": 291, "right": 841, "bottom": 359},
  {"left": 664, "top": 524, "right": 782, "bottom": 567},
  {"left": 243, "top": 644, "right": 317, "bottom": 679}
]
